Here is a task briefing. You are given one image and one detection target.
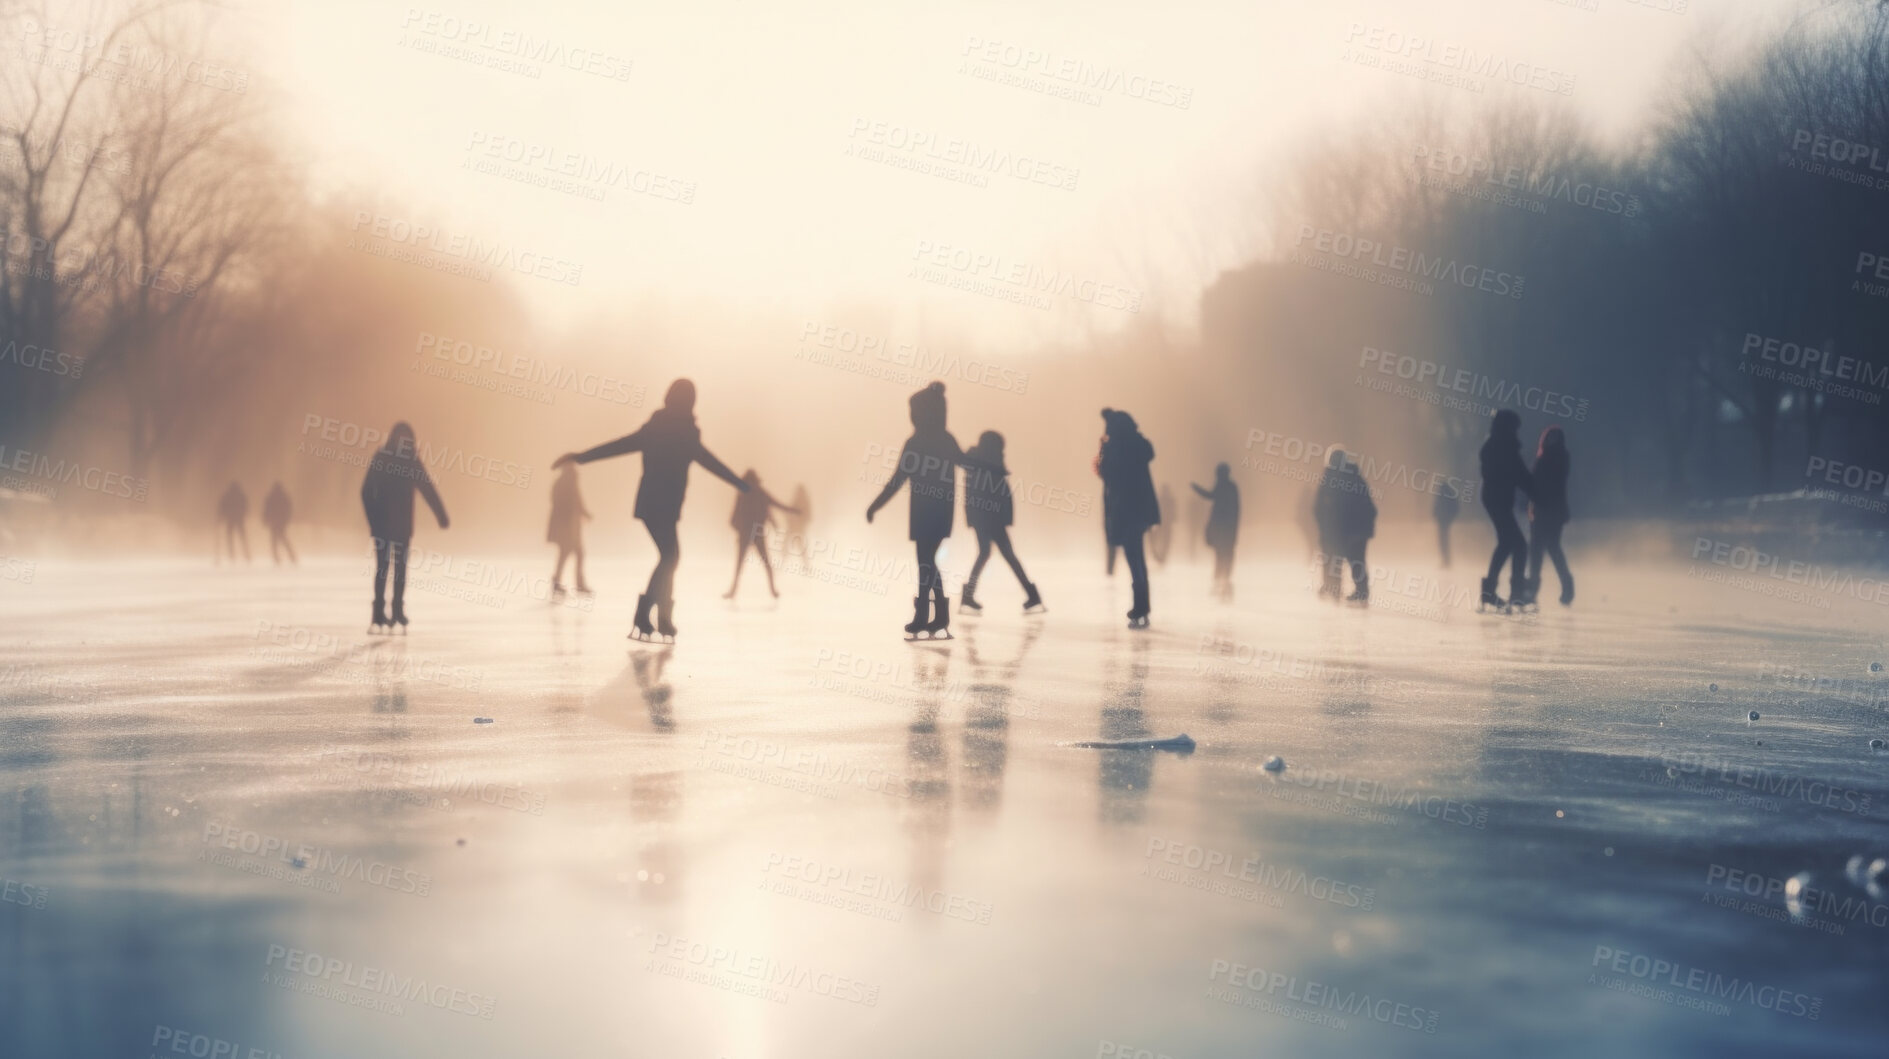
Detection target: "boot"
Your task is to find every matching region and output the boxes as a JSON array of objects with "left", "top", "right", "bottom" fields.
[
  {"left": 370, "top": 599, "right": 389, "bottom": 633},
  {"left": 655, "top": 596, "right": 678, "bottom": 640},
  {"left": 1127, "top": 580, "right": 1150, "bottom": 627},
  {"left": 924, "top": 583, "right": 951, "bottom": 638},
  {"left": 959, "top": 581, "right": 983, "bottom": 613},
  {"left": 391, "top": 599, "right": 408, "bottom": 631},
  {"left": 1479, "top": 577, "right": 1506, "bottom": 611},
  {"left": 1021, "top": 581, "right": 1043, "bottom": 613},
  {"left": 631, "top": 593, "right": 657, "bottom": 640},
  {"left": 904, "top": 595, "right": 929, "bottom": 637},
  {"left": 1559, "top": 575, "right": 1574, "bottom": 606}
]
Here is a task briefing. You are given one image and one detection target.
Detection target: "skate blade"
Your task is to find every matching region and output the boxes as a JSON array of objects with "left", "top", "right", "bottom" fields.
[
  {"left": 957, "top": 604, "right": 982, "bottom": 615},
  {"left": 1023, "top": 605, "right": 1048, "bottom": 615}
]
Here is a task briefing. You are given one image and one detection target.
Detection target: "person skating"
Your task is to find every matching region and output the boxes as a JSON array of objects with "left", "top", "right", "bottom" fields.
[
  {"left": 958, "top": 431, "right": 1043, "bottom": 616},
  {"left": 1433, "top": 481, "right": 1459, "bottom": 569},
  {"left": 1095, "top": 408, "right": 1160, "bottom": 628},
  {"left": 1313, "top": 448, "right": 1376, "bottom": 603},
  {"left": 1478, "top": 410, "right": 1534, "bottom": 612},
  {"left": 555, "top": 379, "right": 749, "bottom": 643},
  {"left": 216, "top": 482, "right": 250, "bottom": 564},
  {"left": 1525, "top": 425, "right": 1574, "bottom": 606},
  {"left": 866, "top": 382, "right": 983, "bottom": 640},
  {"left": 360, "top": 422, "right": 449, "bottom": 632},
  {"left": 1191, "top": 463, "right": 1240, "bottom": 601},
  {"left": 724, "top": 469, "right": 799, "bottom": 599},
  {"left": 262, "top": 482, "right": 296, "bottom": 565},
  {"left": 547, "top": 463, "right": 592, "bottom": 597}
]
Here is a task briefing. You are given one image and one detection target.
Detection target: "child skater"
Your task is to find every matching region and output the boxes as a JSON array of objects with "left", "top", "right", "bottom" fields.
[
  {"left": 547, "top": 462, "right": 592, "bottom": 596},
  {"left": 958, "top": 430, "right": 1043, "bottom": 615},
  {"left": 866, "top": 382, "right": 980, "bottom": 640},
  {"left": 361, "top": 422, "right": 449, "bottom": 632},
  {"left": 555, "top": 378, "right": 749, "bottom": 642},
  {"left": 1525, "top": 425, "right": 1574, "bottom": 606},
  {"left": 1191, "top": 462, "right": 1240, "bottom": 600},
  {"left": 724, "top": 469, "right": 799, "bottom": 599},
  {"left": 1095, "top": 408, "right": 1160, "bottom": 628}
]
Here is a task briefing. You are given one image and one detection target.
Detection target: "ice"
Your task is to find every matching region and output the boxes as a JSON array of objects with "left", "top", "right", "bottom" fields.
[{"left": 3, "top": 554, "right": 1889, "bottom": 1057}]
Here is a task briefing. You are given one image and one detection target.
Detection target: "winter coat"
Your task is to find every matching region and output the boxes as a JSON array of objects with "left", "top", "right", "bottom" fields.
[
  {"left": 546, "top": 473, "right": 588, "bottom": 547},
  {"left": 1478, "top": 435, "right": 1533, "bottom": 514},
  {"left": 1195, "top": 480, "right": 1240, "bottom": 551},
  {"left": 361, "top": 443, "right": 446, "bottom": 542},
  {"left": 1314, "top": 465, "right": 1376, "bottom": 546},
  {"left": 261, "top": 487, "right": 291, "bottom": 529},
  {"left": 876, "top": 430, "right": 973, "bottom": 541},
  {"left": 574, "top": 406, "right": 742, "bottom": 524},
  {"left": 1529, "top": 449, "right": 1571, "bottom": 525},
  {"left": 963, "top": 457, "right": 1015, "bottom": 532},
  {"left": 1099, "top": 432, "right": 1160, "bottom": 544}
]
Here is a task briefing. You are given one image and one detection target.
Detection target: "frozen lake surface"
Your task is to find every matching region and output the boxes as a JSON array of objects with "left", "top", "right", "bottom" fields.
[{"left": 3, "top": 551, "right": 1888, "bottom": 1057}]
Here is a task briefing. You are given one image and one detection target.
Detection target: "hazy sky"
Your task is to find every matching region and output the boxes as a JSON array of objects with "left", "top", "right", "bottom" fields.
[{"left": 244, "top": 0, "right": 1780, "bottom": 347}]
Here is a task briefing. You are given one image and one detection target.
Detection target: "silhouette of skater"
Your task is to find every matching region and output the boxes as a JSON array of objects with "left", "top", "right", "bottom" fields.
[
  {"left": 215, "top": 482, "right": 250, "bottom": 564},
  {"left": 1313, "top": 449, "right": 1376, "bottom": 602},
  {"left": 262, "top": 482, "right": 296, "bottom": 565},
  {"left": 1191, "top": 463, "right": 1240, "bottom": 600},
  {"left": 1149, "top": 484, "right": 1176, "bottom": 567},
  {"left": 1095, "top": 408, "right": 1159, "bottom": 627},
  {"left": 556, "top": 378, "right": 748, "bottom": 642},
  {"left": 1478, "top": 410, "right": 1534, "bottom": 611},
  {"left": 1526, "top": 426, "right": 1574, "bottom": 606},
  {"left": 547, "top": 463, "right": 592, "bottom": 596},
  {"left": 867, "top": 382, "right": 986, "bottom": 640},
  {"left": 725, "top": 469, "right": 798, "bottom": 599},
  {"left": 360, "top": 422, "right": 449, "bottom": 632},
  {"left": 785, "top": 483, "right": 812, "bottom": 543},
  {"left": 959, "top": 431, "right": 1043, "bottom": 615},
  {"left": 1433, "top": 481, "right": 1460, "bottom": 568}
]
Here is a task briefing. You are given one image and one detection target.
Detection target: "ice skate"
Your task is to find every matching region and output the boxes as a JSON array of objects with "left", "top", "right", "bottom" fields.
[
  {"left": 369, "top": 600, "right": 392, "bottom": 635},
  {"left": 1021, "top": 581, "right": 1045, "bottom": 614},
  {"left": 654, "top": 595, "right": 679, "bottom": 643},
  {"left": 1478, "top": 577, "right": 1507, "bottom": 613},
  {"left": 1345, "top": 588, "right": 1370, "bottom": 605},
  {"left": 958, "top": 584, "right": 983, "bottom": 615},
  {"left": 1559, "top": 576, "right": 1574, "bottom": 607},
  {"left": 628, "top": 592, "right": 661, "bottom": 643},
  {"left": 904, "top": 595, "right": 937, "bottom": 641},
  {"left": 390, "top": 601, "right": 409, "bottom": 633},
  {"left": 1510, "top": 578, "right": 1538, "bottom": 612},
  {"left": 1126, "top": 582, "right": 1150, "bottom": 629},
  {"left": 921, "top": 591, "right": 953, "bottom": 640}
]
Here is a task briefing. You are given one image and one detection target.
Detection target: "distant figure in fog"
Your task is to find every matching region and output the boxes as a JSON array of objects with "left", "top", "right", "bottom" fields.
[
  {"left": 1095, "top": 408, "right": 1160, "bottom": 627},
  {"left": 1149, "top": 483, "right": 1176, "bottom": 567},
  {"left": 361, "top": 422, "right": 449, "bottom": 632},
  {"left": 556, "top": 378, "right": 749, "bottom": 642},
  {"left": 1526, "top": 426, "right": 1574, "bottom": 606},
  {"left": 724, "top": 469, "right": 798, "bottom": 599},
  {"left": 867, "top": 382, "right": 983, "bottom": 639},
  {"left": 216, "top": 481, "right": 250, "bottom": 564},
  {"left": 1313, "top": 448, "right": 1376, "bottom": 602},
  {"left": 959, "top": 431, "right": 1043, "bottom": 615},
  {"left": 1192, "top": 463, "right": 1240, "bottom": 601},
  {"left": 1478, "top": 410, "right": 1534, "bottom": 610},
  {"left": 547, "top": 463, "right": 592, "bottom": 596},
  {"left": 785, "top": 483, "right": 812, "bottom": 542},
  {"left": 262, "top": 482, "right": 296, "bottom": 565},
  {"left": 1432, "top": 481, "right": 1460, "bottom": 568}
]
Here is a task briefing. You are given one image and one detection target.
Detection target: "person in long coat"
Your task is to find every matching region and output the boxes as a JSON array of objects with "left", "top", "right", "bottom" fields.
[
  {"left": 547, "top": 463, "right": 591, "bottom": 595},
  {"left": 1478, "top": 409, "right": 1534, "bottom": 608},
  {"left": 1525, "top": 425, "right": 1574, "bottom": 606},
  {"left": 959, "top": 430, "right": 1042, "bottom": 614},
  {"left": 1095, "top": 408, "right": 1160, "bottom": 626},
  {"left": 361, "top": 422, "right": 449, "bottom": 630},
  {"left": 867, "top": 381, "right": 981, "bottom": 637},
  {"left": 1191, "top": 463, "right": 1240, "bottom": 600},
  {"left": 555, "top": 378, "right": 749, "bottom": 641},
  {"left": 1313, "top": 448, "right": 1376, "bottom": 602}
]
